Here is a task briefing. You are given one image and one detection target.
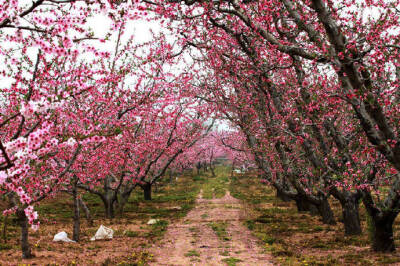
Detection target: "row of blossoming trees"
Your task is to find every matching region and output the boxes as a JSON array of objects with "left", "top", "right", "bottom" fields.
[
  {"left": 0, "top": 0, "right": 229, "bottom": 258},
  {"left": 2, "top": 0, "right": 400, "bottom": 258},
  {"left": 136, "top": 0, "right": 400, "bottom": 253}
]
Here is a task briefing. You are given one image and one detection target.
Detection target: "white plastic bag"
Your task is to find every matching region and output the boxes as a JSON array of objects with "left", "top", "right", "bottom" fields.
[
  {"left": 147, "top": 219, "right": 159, "bottom": 225},
  {"left": 53, "top": 231, "right": 75, "bottom": 243},
  {"left": 90, "top": 225, "right": 114, "bottom": 241}
]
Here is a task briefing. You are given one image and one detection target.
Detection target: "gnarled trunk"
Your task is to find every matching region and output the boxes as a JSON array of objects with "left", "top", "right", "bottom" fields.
[
  {"left": 342, "top": 196, "right": 362, "bottom": 235},
  {"left": 117, "top": 192, "right": 131, "bottom": 216},
  {"left": 16, "top": 209, "right": 32, "bottom": 259},
  {"left": 196, "top": 162, "right": 201, "bottom": 175},
  {"left": 79, "top": 198, "right": 93, "bottom": 226},
  {"left": 331, "top": 189, "right": 362, "bottom": 235},
  {"left": 362, "top": 189, "right": 399, "bottom": 252},
  {"left": 101, "top": 195, "right": 115, "bottom": 219},
  {"left": 370, "top": 214, "right": 396, "bottom": 252},
  {"left": 276, "top": 189, "right": 292, "bottom": 202},
  {"left": 210, "top": 164, "right": 216, "bottom": 177},
  {"left": 72, "top": 187, "right": 80, "bottom": 242},
  {"left": 295, "top": 195, "right": 318, "bottom": 215},
  {"left": 316, "top": 197, "right": 336, "bottom": 225},
  {"left": 143, "top": 183, "right": 152, "bottom": 201},
  {"left": 2, "top": 215, "right": 7, "bottom": 242}
]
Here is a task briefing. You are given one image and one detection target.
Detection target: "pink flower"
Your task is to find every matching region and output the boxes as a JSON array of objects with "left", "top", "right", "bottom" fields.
[{"left": 0, "top": 171, "right": 6, "bottom": 185}]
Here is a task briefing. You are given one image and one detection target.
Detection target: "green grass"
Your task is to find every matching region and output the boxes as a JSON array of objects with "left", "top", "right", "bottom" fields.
[
  {"left": 0, "top": 243, "right": 13, "bottom": 251},
  {"left": 124, "top": 230, "right": 139, "bottom": 238},
  {"left": 209, "top": 221, "right": 231, "bottom": 241},
  {"left": 0, "top": 167, "right": 217, "bottom": 264},
  {"left": 146, "top": 219, "right": 168, "bottom": 240},
  {"left": 202, "top": 167, "right": 230, "bottom": 199},
  {"left": 229, "top": 171, "right": 400, "bottom": 265},
  {"left": 222, "top": 257, "right": 242, "bottom": 266},
  {"left": 184, "top": 249, "right": 200, "bottom": 257},
  {"left": 201, "top": 213, "right": 209, "bottom": 219}
]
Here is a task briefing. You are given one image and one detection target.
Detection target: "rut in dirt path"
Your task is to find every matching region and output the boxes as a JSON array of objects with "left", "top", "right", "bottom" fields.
[{"left": 149, "top": 189, "right": 274, "bottom": 266}]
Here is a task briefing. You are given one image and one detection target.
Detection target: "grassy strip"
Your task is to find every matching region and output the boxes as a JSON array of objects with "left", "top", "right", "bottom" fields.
[
  {"left": 201, "top": 166, "right": 230, "bottom": 199},
  {"left": 0, "top": 168, "right": 218, "bottom": 265},
  {"left": 229, "top": 172, "right": 400, "bottom": 265}
]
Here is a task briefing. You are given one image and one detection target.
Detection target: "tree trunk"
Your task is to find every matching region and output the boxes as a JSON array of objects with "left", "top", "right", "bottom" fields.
[
  {"left": 72, "top": 187, "right": 80, "bottom": 242},
  {"left": 102, "top": 196, "right": 115, "bottom": 219},
  {"left": 342, "top": 196, "right": 362, "bottom": 235},
  {"left": 276, "top": 189, "right": 291, "bottom": 202},
  {"left": 16, "top": 209, "right": 32, "bottom": 259},
  {"left": 143, "top": 183, "right": 152, "bottom": 201},
  {"left": 316, "top": 198, "right": 336, "bottom": 225},
  {"left": 370, "top": 215, "right": 396, "bottom": 252},
  {"left": 295, "top": 195, "right": 317, "bottom": 214},
  {"left": 2, "top": 215, "right": 7, "bottom": 243},
  {"left": 102, "top": 176, "right": 115, "bottom": 219},
  {"left": 79, "top": 198, "right": 93, "bottom": 226},
  {"left": 117, "top": 192, "right": 130, "bottom": 216},
  {"left": 105, "top": 200, "right": 115, "bottom": 219},
  {"left": 210, "top": 165, "right": 216, "bottom": 177},
  {"left": 196, "top": 162, "right": 201, "bottom": 175}
]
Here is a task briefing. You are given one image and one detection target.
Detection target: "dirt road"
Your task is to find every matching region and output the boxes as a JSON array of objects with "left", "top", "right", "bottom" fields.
[{"left": 150, "top": 190, "right": 274, "bottom": 265}]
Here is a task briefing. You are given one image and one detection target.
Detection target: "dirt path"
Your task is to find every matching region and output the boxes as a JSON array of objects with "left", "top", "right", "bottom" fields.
[{"left": 150, "top": 189, "right": 274, "bottom": 265}]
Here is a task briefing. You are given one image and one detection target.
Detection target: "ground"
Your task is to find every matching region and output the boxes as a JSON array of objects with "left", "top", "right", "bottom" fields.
[
  {"left": 2, "top": 166, "right": 400, "bottom": 265},
  {"left": 149, "top": 189, "right": 273, "bottom": 265},
  {"left": 230, "top": 172, "right": 400, "bottom": 265}
]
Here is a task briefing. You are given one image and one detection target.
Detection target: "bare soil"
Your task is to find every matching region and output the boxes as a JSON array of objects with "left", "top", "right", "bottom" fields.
[
  {"left": 149, "top": 189, "right": 274, "bottom": 265},
  {"left": 0, "top": 219, "right": 150, "bottom": 265}
]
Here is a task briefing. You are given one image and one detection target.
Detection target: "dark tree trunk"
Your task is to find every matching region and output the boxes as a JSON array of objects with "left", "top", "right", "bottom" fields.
[
  {"left": 196, "top": 162, "right": 201, "bottom": 175},
  {"left": 72, "top": 187, "right": 80, "bottom": 242},
  {"left": 295, "top": 195, "right": 317, "bottom": 214},
  {"left": 331, "top": 189, "right": 362, "bottom": 235},
  {"left": 143, "top": 183, "right": 152, "bottom": 201},
  {"left": 117, "top": 191, "right": 131, "bottom": 216},
  {"left": 276, "top": 189, "right": 291, "bottom": 202},
  {"left": 210, "top": 165, "right": 216, "bottom": 177},
  {"left": 295, "top": 196, "right": 309, "bottom": 212},
  {"left": 308, "top": 203, "right": 320, "bottom": 216},
  {"left": 362, "top": 190, "right": 399, "bottom": 252},
  {"left": 78, "top": 198, "right": 93, "bottom": 226},
  {"left": 342, "top": 196, "right": 362, "bottom": 235},
  {"left": 106, "top": 201, "right": 115, "bottom": 219},
  {"left": 16, "top": 209, "right": 32, "bottom": 259},
  {"left": 102, "top": 176, "right": 116, "bottom": 219},
  {"left": 2, "top": 215, "right": 7, "bottom": 243},
  {"left": 102, "top": 196, "right": 115, "bottom": 219},
  {"left": 370, "top": 215, "right": 396, "bottom": 252},
  {"left": 316, "top": 197, "right": 336, "bottom": 225}
]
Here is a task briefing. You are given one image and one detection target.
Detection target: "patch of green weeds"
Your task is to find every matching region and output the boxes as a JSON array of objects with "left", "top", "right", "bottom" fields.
[
  {"left": 184, "top": 250, "right": 200, "bottom": 257},
  {"left": 221, "top": 257, "right": 242, "bottom": 266},
  {"left": 0, "top": 243, "right": 12, "bottom": 250},
  {"left": 245, "top": 220, "right": 255, "bottom": 230},
  {"left": 209, "top": 221, "right": 231, "bottom": 241},
  {"left": 146, "top": 219, "right": 168, "bottom": 239},
  {"left": 124, "top": 230, "right": 139, "bottom": 238}
]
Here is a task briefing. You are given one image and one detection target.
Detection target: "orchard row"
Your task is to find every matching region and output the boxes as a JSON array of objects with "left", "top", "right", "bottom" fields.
[{"left": 1, "top": 0, "right": 400, "bottom": 258}]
